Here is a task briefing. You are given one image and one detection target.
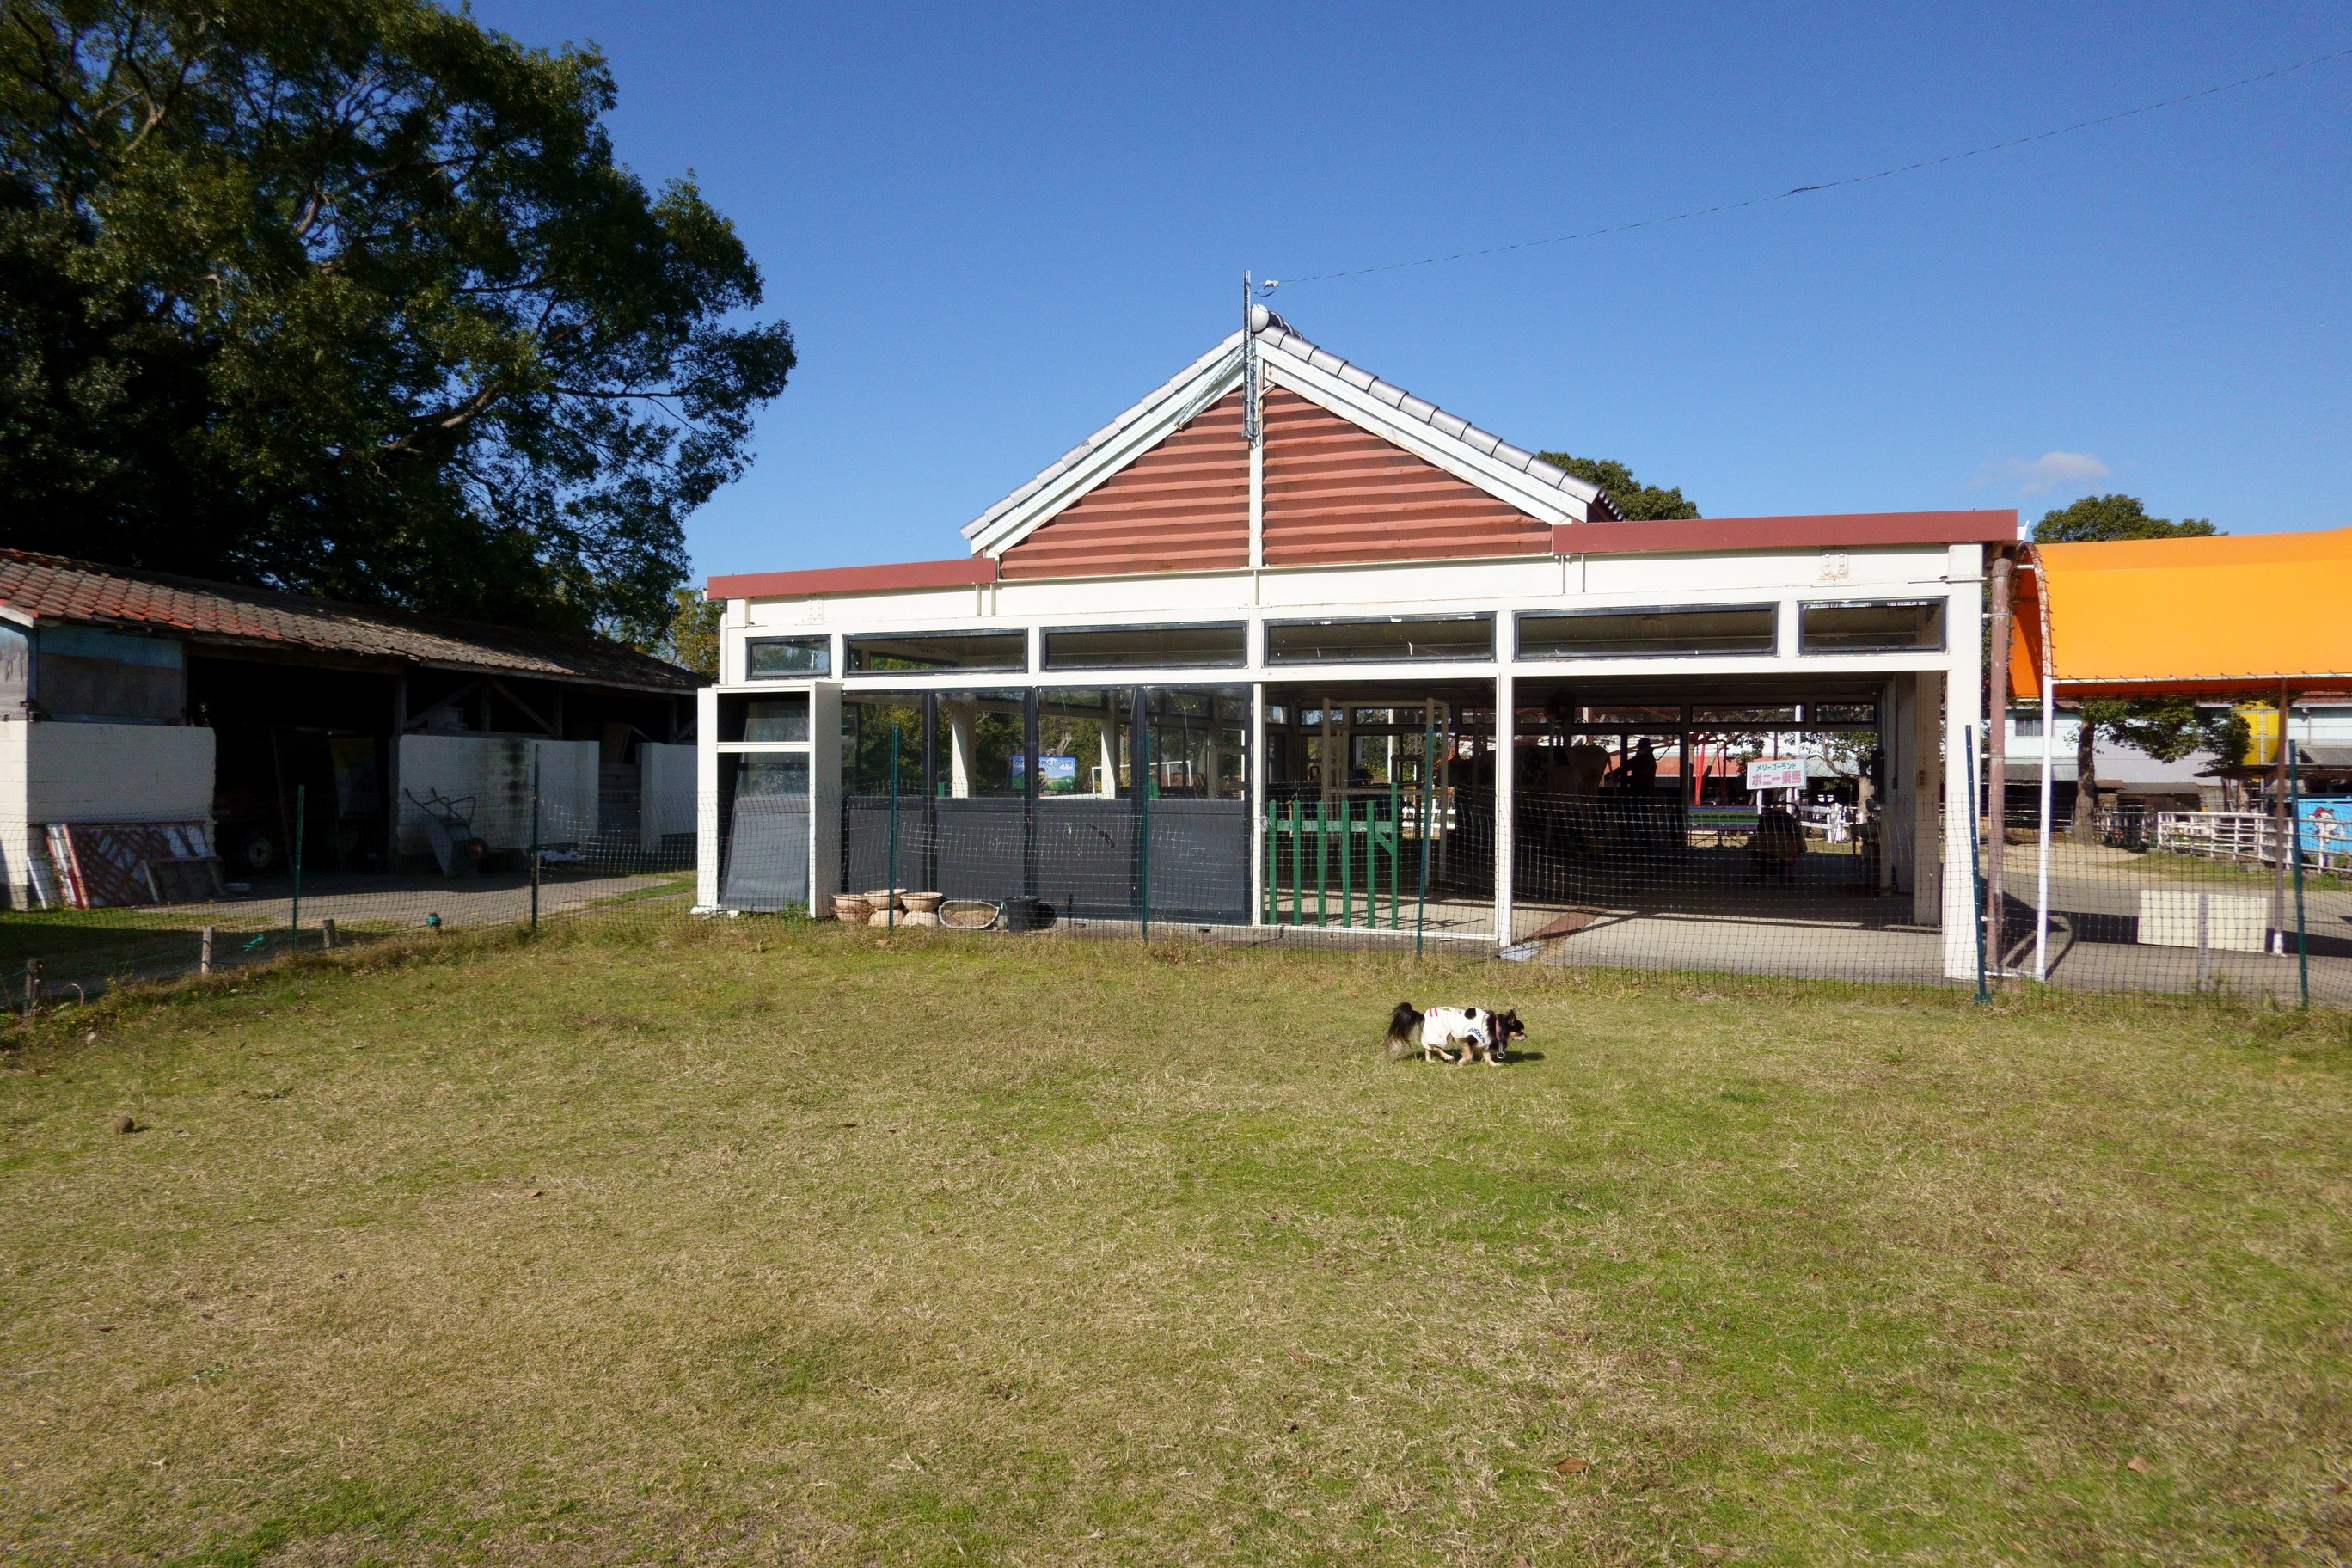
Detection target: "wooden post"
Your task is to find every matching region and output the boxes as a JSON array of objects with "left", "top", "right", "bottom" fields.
[
  {"left": 1983, "top": 556, "right": 2013, "bottom": 983},
  {"left": 200, "top": 926, "right": 215, "bottom": 977},
  {"left": 385, "top": 673, "right": 407, "bottom": 873},
  {"left": 322, "top": 918, "right": 338, "bottom": 951},
  {"left": 24, "top": 959, "right": 40, "bottom": 1014}
]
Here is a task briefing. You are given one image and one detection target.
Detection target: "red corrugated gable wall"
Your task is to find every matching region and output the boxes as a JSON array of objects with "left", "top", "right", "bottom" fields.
[
  {"left": 995, "top": 388, "right": 1548, "bottom": 579},
  {"left": 997, "top": 392, "right": 1250, "bottom": 579},
  {"left": 1260, "top": 389, "right": 1549, "bottom": 567}
]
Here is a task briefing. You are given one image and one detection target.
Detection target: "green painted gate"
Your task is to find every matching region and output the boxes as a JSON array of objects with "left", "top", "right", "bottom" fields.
[{"left": 1264, "top": 786, "right": 1405, "bottom": 928}]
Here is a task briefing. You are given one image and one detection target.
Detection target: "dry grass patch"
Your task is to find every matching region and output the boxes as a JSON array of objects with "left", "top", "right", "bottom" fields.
[{"left": 1, "top": 921, "right": 2349, "bottom": 1565}]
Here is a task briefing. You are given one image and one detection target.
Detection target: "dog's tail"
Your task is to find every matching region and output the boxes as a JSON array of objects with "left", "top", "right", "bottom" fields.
[{"left": 1383, "top": 1001, "right": 1421, "bottom": 1060}]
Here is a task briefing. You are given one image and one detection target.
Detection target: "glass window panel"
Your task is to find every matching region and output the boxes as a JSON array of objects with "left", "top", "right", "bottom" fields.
[
  {"left": 1798, "top": 600, "right": 1945, "bottom": 652},
  {"left": 720, "top": 755, "right": 811, "bottom": 911},
  {"left": 1569, "top": 704, "right": 1686, "bottom": 726},
  {"left": 1518, "top": 606, "right": 1777, "bottom": 658},
  {"left": 1042, "top": 622, "right": 1246, "bottom": 670},
  {"left": 1138, "top": 685, "right": 1249, "bottom": 800},
  {"left": 1692, "top": 705, "right": 1796, "bottom": 724},
  {"left": 934, "top": 689, "right": 1027, "bottom": 799},
  {"left": 1808, "top": 702, "right": 1878, "bottom": 726},
  {"left": 1038, "top": 688, "right": 1124, "bottom": 797},
  {"left": 742, "top": 695, "right": 809, "bottom": 742},
  {"left": 745, "top": 636, "right": 830, "bottom": 678},
  {"left": 734, "top": 753, "right": 810, "bottom": 797},
  {"left": 848, "top": 629, "right": 1027, "bottom": 672},
  {"left": 842, "top": 693, "right": 930, "bottom": 795},
  {"left": 1265, "top": 615, "right": 1492, "bottom": 665}
]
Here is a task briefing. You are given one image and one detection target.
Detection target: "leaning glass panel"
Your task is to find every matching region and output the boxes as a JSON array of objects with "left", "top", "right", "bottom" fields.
[
  {"left": 1798, "top": 600, "right": 1945, "bottom": 652},
  {"left": 745, "top": 636, "right": 830, "bottom": 678},
  {"left": 1517, "top": 605, "right": 1777, "bottom": 658},
  {"left": 742, "top": 695, "right": 809, "bottom": 742},
  {"left": 848, "top": 629, "right": 1028, "bottom": 672},
  {"left": 1264, "top": 615, "right": 1492, "bottom": 665},
  {"left": 1043, "top": 622, "right": 1246, "bottom": 671},
  {"left": 720, "top": 754, "right": 811, "bottom": 910}
]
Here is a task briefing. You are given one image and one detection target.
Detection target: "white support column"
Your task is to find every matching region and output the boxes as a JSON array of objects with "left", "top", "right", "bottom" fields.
[
  {"left": 1248, "top": 439, "right": 1265, "bottom": 571},
  {"left": 1494, "top": 671, "right": 1516, "bottom": 945},
  {"left": 1910, "top": 670, "right": 1942, "bottom": 926},
  {"left": 1940, "top": 548, "right": 1987, "bottom": 978},
  {"left": 946, "top": 699, "right": 976, "bottom": 799},
  {"left": 1877, "top": 675, "right": 1902, "bottom": 893},
  {"left": 694, "top": 685, "right": 720, "bottom": 910},
  {"left": 808, "top": 681, "right": 842, "bottom": 918},
  {"left": 1249, "top": 682, "right": 1266, "bottom": 926}
]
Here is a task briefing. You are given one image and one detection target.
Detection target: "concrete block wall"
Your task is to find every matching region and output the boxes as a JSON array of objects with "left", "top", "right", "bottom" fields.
[
  {"left": 395, "top": 735, "right": 599, "bottom": 855},
  {"left": 0, "top": 721, "right": 217, "bottom": 908}
]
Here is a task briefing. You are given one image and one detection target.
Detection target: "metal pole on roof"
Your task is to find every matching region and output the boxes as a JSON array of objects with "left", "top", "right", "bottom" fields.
[{"left": 1241, "top": 272, "right": 1258, "bottom": 445}]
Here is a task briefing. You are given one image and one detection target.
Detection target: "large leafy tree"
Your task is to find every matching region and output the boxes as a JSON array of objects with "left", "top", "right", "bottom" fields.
[
  {"left": 1534, "top": 452, "right": 1700, "bottom": 521},
  {"left": 2031, "top": 493, "right": 2214, "bottom": 544},
  {"left": 2030, "top": 496, "right": 2235, "bottom": 835},
  {"left": 658, "top": 585, "right": 720, "bottom": 678},
  {"left": 0, "top": 0, "right": 794, "bottom": 644}
]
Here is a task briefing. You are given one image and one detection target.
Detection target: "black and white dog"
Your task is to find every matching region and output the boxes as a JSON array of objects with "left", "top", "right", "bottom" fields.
[{"left": 1383, "top": 1001, "right": 1526, "bottom": 1066}]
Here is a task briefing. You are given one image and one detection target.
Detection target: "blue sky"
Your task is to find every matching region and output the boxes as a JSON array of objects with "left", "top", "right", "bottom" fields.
[{"left": 470, "top": 2, "right": 2352, "bottom": 579}]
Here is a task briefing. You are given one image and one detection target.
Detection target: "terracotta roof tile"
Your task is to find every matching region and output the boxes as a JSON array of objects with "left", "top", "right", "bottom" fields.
[{"left": 0, "top": 550, "right": 701, "bottom": 693}]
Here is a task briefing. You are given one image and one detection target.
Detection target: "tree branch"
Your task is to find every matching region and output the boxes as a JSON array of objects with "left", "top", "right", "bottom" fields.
[{"left": 380, "top": 382, "right": 504, "bottom": 455}]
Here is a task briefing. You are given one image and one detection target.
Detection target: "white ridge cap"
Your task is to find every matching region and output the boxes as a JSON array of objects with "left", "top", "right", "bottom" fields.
[{"left": 1254, "top": 322, "right": 1613, "bottom": 511}]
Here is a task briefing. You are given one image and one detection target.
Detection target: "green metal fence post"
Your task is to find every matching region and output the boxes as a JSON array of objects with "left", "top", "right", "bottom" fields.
[
  {"left": 1416, "top": 714, "right": 1433, "bottom": 959},
  {"left": 1262, "top": 797, "right": 1273, "bottom": 927},
  {"left": 1139, "top": 731, "right": 1151, "bottom": 943},
  {"left": 1315, "top": 794, "right": 1328, "bottom": 927},
  {"left": 2291, "top": 739, "right": 2309, "bottom": 1009},
  {"left": 1373, "top": 775, "right": 1392, "bottom": 926},
  {"left": 1339, "top": 796, "right": 1354, "bottom": 928},
  {"left": 290, "top": 783, "right": 304, "bottom": 949},
  {"left": 1285, "top": 796, "right": 1300, "bottom": 924},
  {"left": 887, "top": 725, "right": 900, "bottom": 930},
  {"left": 530, "top": 751, "right": 542, "bottom": 934}
]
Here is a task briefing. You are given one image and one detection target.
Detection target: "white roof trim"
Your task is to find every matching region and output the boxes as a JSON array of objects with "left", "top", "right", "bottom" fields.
[
  {"left": 1255, "top": 330, "right": 1599, "bottom": 527},
  {"left": 962, "top": 317, "right": 1616, "bottom": 559}
]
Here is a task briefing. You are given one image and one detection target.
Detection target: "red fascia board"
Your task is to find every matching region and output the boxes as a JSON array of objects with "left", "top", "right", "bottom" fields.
[
  {"left": 1552, "top": 511, "right": 2018, "bottom": 556},
  {"left": 707, "top": 557, "right": 998, "bottom": 600}
]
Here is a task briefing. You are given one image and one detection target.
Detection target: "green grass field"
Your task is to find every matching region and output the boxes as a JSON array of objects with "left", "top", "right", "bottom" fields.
[{"left": 3, "top": 921, "right": 2349, "bottom": 1565}]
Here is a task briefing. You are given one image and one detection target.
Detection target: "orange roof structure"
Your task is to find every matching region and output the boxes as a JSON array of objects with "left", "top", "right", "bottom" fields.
[{"left": 2011, "top": 528, "right": 2352, "bottom": 700}]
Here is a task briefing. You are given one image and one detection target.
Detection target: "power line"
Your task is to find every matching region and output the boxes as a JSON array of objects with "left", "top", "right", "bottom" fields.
[{"left": 1275, "top": 44, "right": 2352, "bottom": 286}]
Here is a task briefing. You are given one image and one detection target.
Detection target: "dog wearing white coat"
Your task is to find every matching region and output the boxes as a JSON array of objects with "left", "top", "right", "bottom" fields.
[{"left": 1382, "top": 1001, "right": 1525, "bottom": 1066}]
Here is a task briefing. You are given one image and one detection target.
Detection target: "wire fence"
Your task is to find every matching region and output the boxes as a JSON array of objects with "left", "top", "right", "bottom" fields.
[{"left": 3, "top": 770, "right": 2346, "bottom": 1014}]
